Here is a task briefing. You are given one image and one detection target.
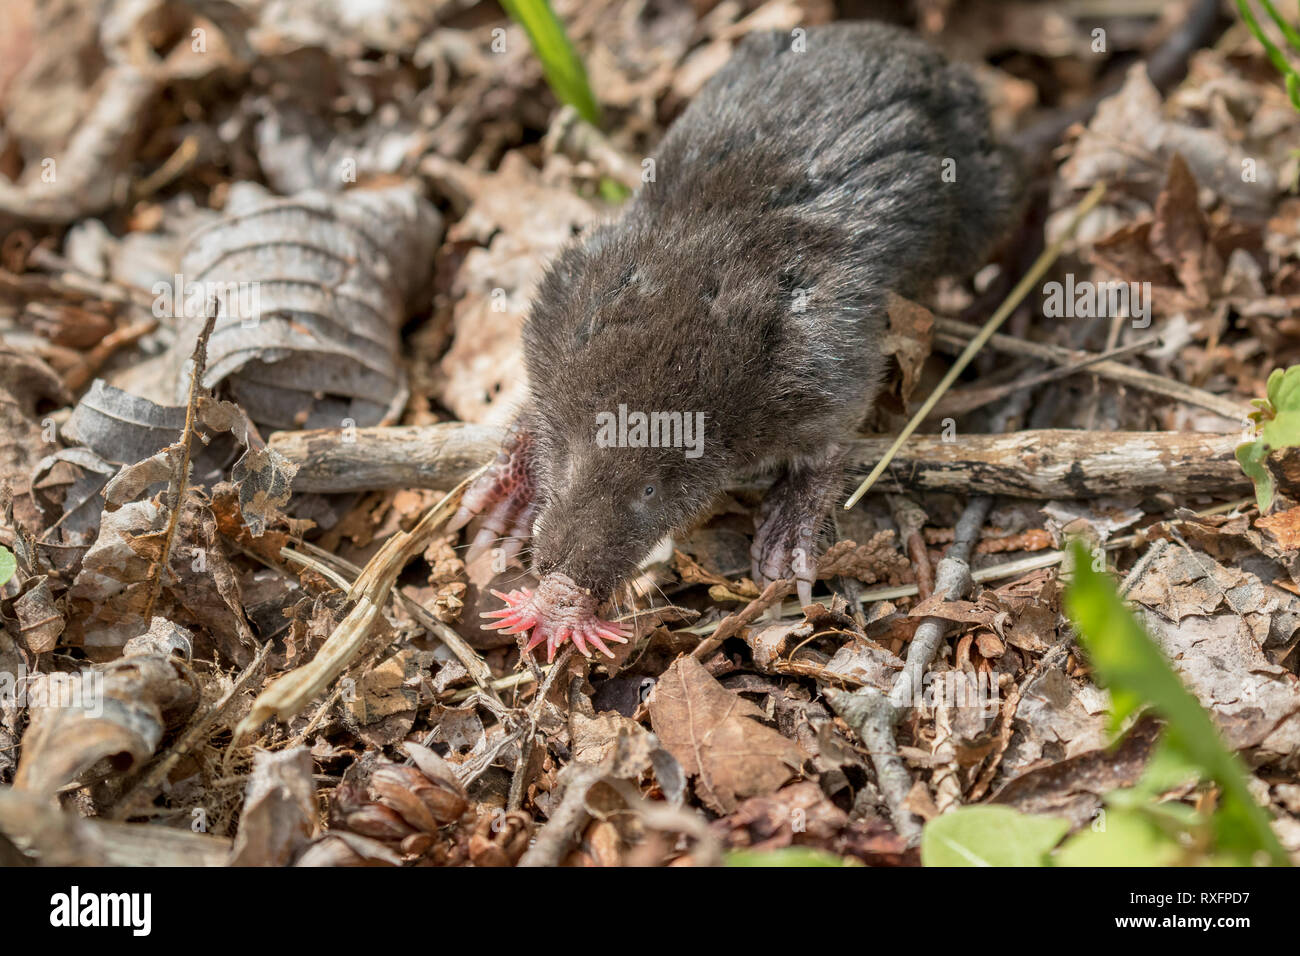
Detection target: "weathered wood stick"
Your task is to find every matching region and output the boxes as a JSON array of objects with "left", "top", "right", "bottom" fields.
[
  {"left": 268, "top": 423, "right": 1250, "bottom": 499},
  {"left": 269, "top": 422, "right": 507, "bottom": 493}
]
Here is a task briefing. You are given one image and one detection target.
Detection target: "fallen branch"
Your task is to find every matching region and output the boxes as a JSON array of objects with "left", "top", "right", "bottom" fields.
[
  {"left": 270, "top": 423, "right": 1250, "bottom": 499},
  {"left": 826, "top": 496, "right": 992, "bottom": 843}
]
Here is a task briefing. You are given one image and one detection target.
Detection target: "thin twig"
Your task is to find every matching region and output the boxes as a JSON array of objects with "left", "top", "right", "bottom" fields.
[
  {"left": 141, "top": 307, "right": 216, "bottom": 624},
  {"left": 933, "top": 320, "right": 1250, "bottom": 421},
  {"left": 845, "top": 181, "right": 1108, "bottom": 508},
  {"left": 930, "top": 334, "right": 1159, "bottom": 420},
  {"left": 827, "top": 496, "right": 992, "bottom": 843}
]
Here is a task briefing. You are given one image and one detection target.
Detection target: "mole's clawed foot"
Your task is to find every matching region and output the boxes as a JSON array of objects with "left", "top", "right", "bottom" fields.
[
  {"left": 750, "top": 450, "right": 847, "bottom": 609},
  {"left": 447, "top": 423, "right": 537, "bottom": 566}
]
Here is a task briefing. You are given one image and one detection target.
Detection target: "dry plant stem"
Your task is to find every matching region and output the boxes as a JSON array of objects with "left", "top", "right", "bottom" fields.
[
  {"left": 508, "top": 647, "right": 576, "bottom": 812},
  {"left": 445, "top": 666, "right": 547, "bottom": 703},
  {"left": 828, "top": 496, "right": 992, "bottom": 843},
  {"left": 64, "top": 316, "right": 159, "bottom": 392},
  {"left": 233, "top": 465, "right": 488, "bottom": 741},
  {"left": 141, "top": 308, "right": 216, "bottom": 624},
  {"left": 26, "top": 246, "right": 163, "bottom": 312},
  {"left": 110, "top": 636, "right": 274, "bottom": 819},
  {"left": 930, "top": 335, "right": 1157, "bottom": 419},
  {"left": 517, "top": 764, "right": 606, "bottom": 867},
  {"left": 271, "top": 424, "right": 1249, "bottom": 498},
  {"left": 691, "top": 578, "right": 793, "bottom": 662},
  {"left": 845, "top": 181, "right": 1108, "bottom": 508},
  {"left": 288, "top": 541, "right": 496, "bottom": 693},
  {"left": 933, "top": 320, "right": 1251, "bottom": 421},
  {"left": 131, "top": 134, "right": 200, "bottom": 201},
  {"left": 889, "top": 494, "right": 934, "bottom": 599}
]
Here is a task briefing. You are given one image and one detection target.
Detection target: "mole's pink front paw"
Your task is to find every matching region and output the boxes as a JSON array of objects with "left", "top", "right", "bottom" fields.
[
  {"left": 480, "top": 573, "right": 629, "bottom": 662},
  {"left": 448, "top": 425, "right": 537, "bottom": 566}
]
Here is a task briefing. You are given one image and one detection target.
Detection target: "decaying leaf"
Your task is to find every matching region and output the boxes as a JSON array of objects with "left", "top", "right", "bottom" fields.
[
  {"left": 13, "top": 619, "right": 199, "bottom": 797},
  {"left": 648, "top": 655, "right": 805, "bottom": 814}
]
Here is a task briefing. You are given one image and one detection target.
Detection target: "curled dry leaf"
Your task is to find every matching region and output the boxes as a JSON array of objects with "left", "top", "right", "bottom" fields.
[
  {"left": 648, "top": 655, "right": 805, "bottom": 814},
  {"left": 13, "top": 618, "right": 199, "bottom": 797},
  {"left": 174, "top": 183, "right": 442, "bottom": 431},
  {"left": 230, "top": 746, "right": 318, "bottom": 867},
  {"left": 881, "top": 292, "right": 935, "bottom": 407}
]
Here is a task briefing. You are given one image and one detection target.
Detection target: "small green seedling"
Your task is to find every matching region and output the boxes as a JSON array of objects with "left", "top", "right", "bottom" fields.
[{"left": 1237, "top": 365, "right": 1300, "bottom": 510}]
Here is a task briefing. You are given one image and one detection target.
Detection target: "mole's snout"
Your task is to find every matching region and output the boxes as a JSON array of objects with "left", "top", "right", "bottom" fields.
[{"left": 480, "top": 572, "right": 629, "bottom": 661}]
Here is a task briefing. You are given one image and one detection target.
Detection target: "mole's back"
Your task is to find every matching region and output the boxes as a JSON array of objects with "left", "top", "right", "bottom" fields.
[{"left": 641, "top": 22, "right": 1022, "bottom": 290}]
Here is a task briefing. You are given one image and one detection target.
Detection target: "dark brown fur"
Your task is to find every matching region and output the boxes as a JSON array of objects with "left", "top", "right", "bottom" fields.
[{"left": 519, "top": 23, "right": 1021, "bottom": 599}]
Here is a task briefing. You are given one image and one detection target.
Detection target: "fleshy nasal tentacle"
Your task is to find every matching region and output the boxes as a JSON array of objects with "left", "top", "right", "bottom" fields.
[{"left": 479, "top": 574, "right": 628, "bottom": 661}]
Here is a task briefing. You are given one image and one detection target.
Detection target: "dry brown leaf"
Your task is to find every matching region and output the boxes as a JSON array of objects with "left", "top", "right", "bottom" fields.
[
  {"left": 1150, "top": 153, "right": 1222, "bottom": 307},
  {"left": 647, "top": 655, "right": 805, "bottom": 814},
  {"left": 1256, "top": 507, "right": 1300, "bottom": 551},
  {"left": 881, "top": 293, "right": 934, "bottom": 406},
  {"left": 229, "top": 746, "right": 317, "bottom": 867}
]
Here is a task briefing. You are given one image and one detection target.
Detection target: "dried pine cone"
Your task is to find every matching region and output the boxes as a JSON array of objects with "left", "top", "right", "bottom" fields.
[
  {"left": 329, "top": 743, "right": 470, "bottom": 861},
  {"left": 468, "top": 810, "right": 532, "bottom": 867}
]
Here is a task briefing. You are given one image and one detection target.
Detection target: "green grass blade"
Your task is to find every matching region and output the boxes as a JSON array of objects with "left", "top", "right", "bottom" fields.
[
  {"left": 1064, "top": 540, "right": 1289, "bottom": 865},
  {"left": 499, "top": 0, "right": 602, "bottom": 127},
  {"left": 1259, "top": 0, "right": 1300, "bottom": 53},
  {"left": 1237, "top": 0, "right": 1300, "bottom": 83}
]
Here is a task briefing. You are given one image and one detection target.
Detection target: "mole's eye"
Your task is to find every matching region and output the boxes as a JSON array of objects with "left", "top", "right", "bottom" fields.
[{"left": 643, "top": 484, "right": 656, "bottom": 498}]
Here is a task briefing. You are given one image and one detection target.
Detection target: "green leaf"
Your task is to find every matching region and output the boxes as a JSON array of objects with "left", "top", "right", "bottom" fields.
[
  {"left": 1236, "top": 440, "right": 1276, "bottom": 512},
  {"left": 1237, "top": 366, "right": 1300, "bottom": 510},
  {"left": 1259, "top": 0, "right": 1300, "bottom": 54},
  {"left": 921, "top": 806, "right": 1069, "bottom": 866},
  {"left": 598, "top": 176, "right": 632, "bottom": 204},
  {"left": 499, "top": 0, "right": 602, "bottom": 127},
  {"left": 725, "top": 847, "right": 859, "bottom": 867},
  {"left": 1053, "top": 808, "right": 1189, "bottom": 867},
  {"left": 1063, "top": 540, "right": 1290, "bottom": 866},
  {"left": 0, "top": 545, "right": 13, "bottom": 587}
]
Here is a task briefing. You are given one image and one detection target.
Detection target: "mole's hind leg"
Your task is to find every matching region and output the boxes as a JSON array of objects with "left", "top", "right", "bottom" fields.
[
  {"left": 750, "top": 445, "right": 847, "bottom": 609},
  {"left": 447, "top": 421, "right": 537, "bottom": 566}
]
